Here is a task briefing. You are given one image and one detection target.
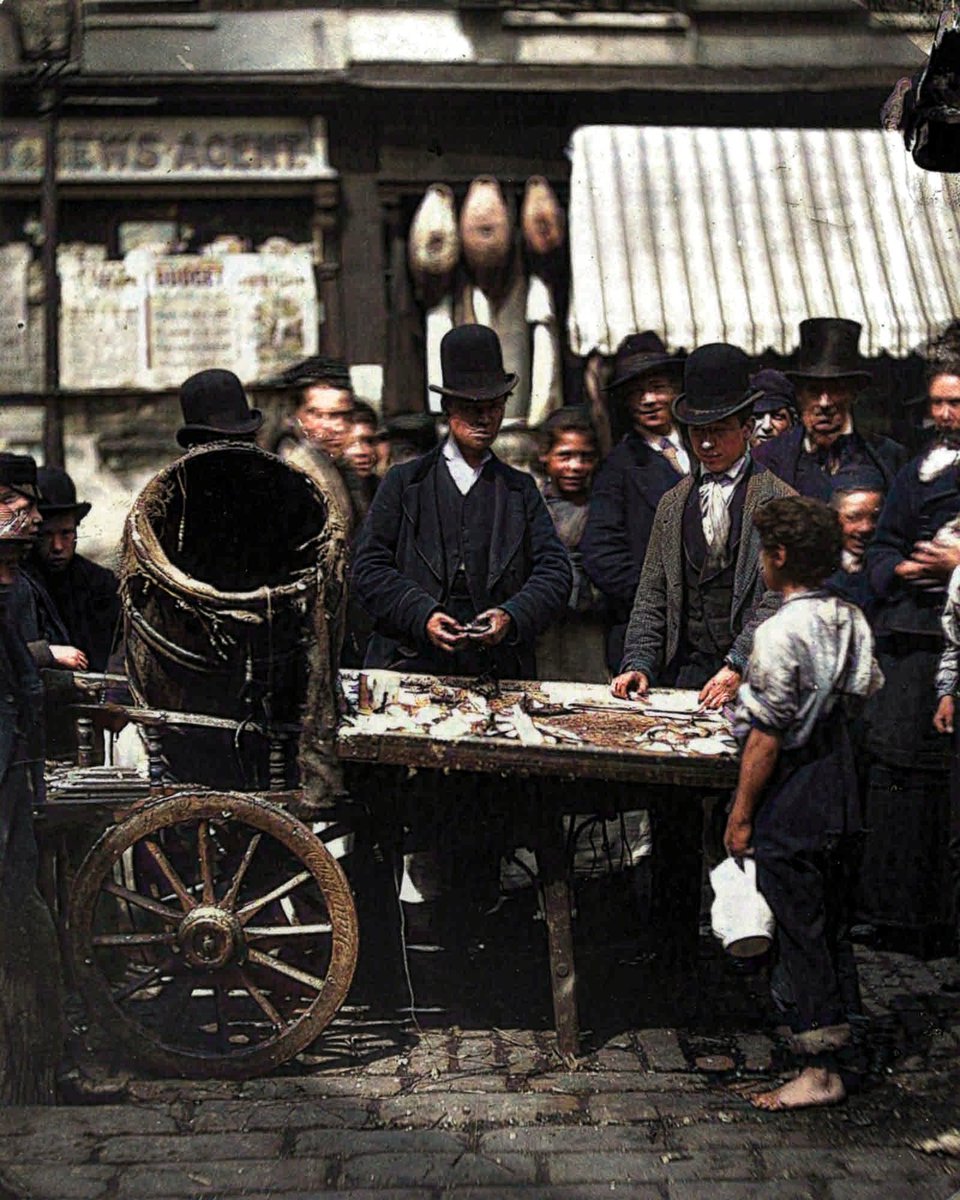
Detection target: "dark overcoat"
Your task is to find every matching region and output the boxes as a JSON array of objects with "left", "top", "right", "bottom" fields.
[
  {"left": 351, "top": 445, "right": 572, "bottom": 678},
  {"left": 620, "top": 464, "right": 794, "bottom": 680},
  {"left": 754, "top": 425, "right": 907, "bottom": 500},
  {"left": 25, "top": 555, "right": 120, "bottom": 673},
  {"left": 580, "top": 433, "right": 684, "bottom": 670}
]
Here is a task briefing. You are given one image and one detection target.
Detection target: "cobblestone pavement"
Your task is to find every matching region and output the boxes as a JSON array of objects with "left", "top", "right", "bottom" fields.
[{"left": 3, "top": 924, "right": 960, "bottom": 1200}]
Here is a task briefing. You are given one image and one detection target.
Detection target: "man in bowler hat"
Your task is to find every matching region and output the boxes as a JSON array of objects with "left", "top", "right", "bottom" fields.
[
  {"left": 175, "top": 368, "right": 263, "bottom": 450},
  {"left": 352, "top": 326, "right": 571, "bottom": 1008},
  {"left": 0, "top": 452, "right": 63, "bottom": 1101},
  {"left": 612, "top": 342, "right": 794, "bottom": 708},
  {"left": 352, "top": 323, "right": 571, "bottom": 679},
  {"left": 24, "top": 468, "right": 120, "bottom": 674},
  {"left": 581, "top": 332, "right": 689, "bottom": 672},
  {"left": 754, "top": 318, "right": 906, "bottom": 499}
]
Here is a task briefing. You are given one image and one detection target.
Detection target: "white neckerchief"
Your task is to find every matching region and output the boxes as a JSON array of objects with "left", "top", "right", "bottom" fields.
[
  {"left": 699, "top": 453, "right": 749, "bottom": 554},
  {"left": 644, "top": 427, "right": 691, "bottom": 475},
  {"left": 841, "top": 549, "right": 862, "bottom": 574},
  {"left": 442, "top": 435, "right": 491, "bottom": 496},
  {"left": 803, "top": 415, "right": 854, "bottom": 455},
  {"left": 919, "top": 442, "right": 960, "bottom": 483}
]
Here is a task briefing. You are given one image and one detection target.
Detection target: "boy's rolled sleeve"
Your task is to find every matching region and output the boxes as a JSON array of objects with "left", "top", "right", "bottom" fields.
[{"left": 736, "top": 622, "right": 802, "bottom": 734}]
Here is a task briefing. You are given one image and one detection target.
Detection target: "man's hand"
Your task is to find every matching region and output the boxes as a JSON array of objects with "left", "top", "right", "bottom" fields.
[
  {"left": 50, "top": 645, "right": 88, "bottom": 670},
  {"left": 471, "top": 608, "right": 512, "bottom": 647},
  {"left": 699, "top": 665, "right": 741, "bottom": 710},
  {"left": 910, "top": 540, "right": 960, "bottom": 581},
  {"left": 425, "top": 612, "right": 465, "bottom": 652},
  {"left": 934, "top": 694, "right": 956, "bottom": 735},
  {"left": 611, "top": 670, "right": 649, "bottom": 700},
  {"left": 723, "top": 811, "right": 753, "bottom": 859}
]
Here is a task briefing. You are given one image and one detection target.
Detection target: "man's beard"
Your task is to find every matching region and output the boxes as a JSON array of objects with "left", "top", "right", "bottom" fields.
[{"left": 937, "top": 427, "right": 960, "bottom": 449}]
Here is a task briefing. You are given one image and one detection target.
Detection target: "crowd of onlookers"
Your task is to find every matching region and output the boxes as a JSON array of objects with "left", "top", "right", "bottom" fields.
[{"left": 5, "top": 309, "right": 960, "bottom": 1108}]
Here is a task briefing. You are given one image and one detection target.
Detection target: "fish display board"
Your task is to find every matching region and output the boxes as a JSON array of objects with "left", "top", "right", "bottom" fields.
[{"left": 337, "top": 670, "right": 740, "bottom": 789}]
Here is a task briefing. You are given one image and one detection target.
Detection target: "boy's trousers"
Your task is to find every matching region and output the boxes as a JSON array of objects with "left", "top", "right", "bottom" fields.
[{"left": 756, "top": 840, "right": 861, "bottom": 1054}]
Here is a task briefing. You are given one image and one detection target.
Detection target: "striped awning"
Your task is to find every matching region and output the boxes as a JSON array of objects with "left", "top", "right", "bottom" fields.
[{"left": 567, "top": 125, "right": 960, "bottom": 359}]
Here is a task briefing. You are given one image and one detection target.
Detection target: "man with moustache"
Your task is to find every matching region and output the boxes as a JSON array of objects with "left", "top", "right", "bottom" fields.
[
  {"left": 754, "top": 318, "right": 906, "bottom": 499},
  {"left": 581, "top": 332, "right": 688, "bottom": 672},
  {"left": 857, "top": 323, "right": 960, "bottom": 942}
]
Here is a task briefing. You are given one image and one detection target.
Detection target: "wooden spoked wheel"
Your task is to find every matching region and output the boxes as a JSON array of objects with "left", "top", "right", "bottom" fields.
[{"left": 67, "top": 792, "right": 358, "bottom": 1079}]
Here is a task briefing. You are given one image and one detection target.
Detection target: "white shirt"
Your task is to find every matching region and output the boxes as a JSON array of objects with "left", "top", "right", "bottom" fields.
[
  {"left": 442, "top": 435, "right": 491, "bottom": 496},
  {"left": 698, "top": 453, "right": 750, "bottom": 553},
  {"left": 734, "top": 590, "right": 883, "bottom": 750},
  {"left": 644, "top": 427, "right": 691, "bottom": 475}
]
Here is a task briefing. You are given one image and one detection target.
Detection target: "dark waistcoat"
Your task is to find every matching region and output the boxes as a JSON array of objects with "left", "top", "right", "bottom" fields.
[
  {"left": 436, "top": 457, "right": 496, "bottom": 615},
  {"left": 678, "top": 474, "right": 748, "bottom": 674}
]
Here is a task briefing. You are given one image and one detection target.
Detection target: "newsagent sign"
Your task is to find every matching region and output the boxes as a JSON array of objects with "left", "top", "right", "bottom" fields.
[{"left": 0, "top": 117, "right": 332, "bottom": 182}]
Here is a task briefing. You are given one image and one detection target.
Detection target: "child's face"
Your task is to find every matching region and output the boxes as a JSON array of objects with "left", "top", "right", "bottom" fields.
[{"left": 542, "top": 431, "right": 598, "bottom": 498}]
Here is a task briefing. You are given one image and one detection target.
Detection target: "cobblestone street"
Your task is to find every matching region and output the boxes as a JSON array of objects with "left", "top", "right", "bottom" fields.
[{"left": 3, "top": 915, "right": 960, "bottom": 1200}]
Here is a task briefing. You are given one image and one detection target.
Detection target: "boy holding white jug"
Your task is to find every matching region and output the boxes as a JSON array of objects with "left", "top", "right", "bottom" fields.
[{"left": 724, "top": 496, "right": 883, "bottom": 1110}]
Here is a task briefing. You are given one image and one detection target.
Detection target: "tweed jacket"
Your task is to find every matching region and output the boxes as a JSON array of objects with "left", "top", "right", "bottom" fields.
[
  {"left": 620, "top": 465, "right": 794, "bottom": 680},
  {"left": 352, "top": 445, "right": 572, "bottom": 676}
]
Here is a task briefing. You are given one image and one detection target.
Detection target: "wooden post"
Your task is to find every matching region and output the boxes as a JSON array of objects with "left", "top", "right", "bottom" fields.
[
  {"left": 39, "top": 83, "right": 63, "bottom": 468},
  {"left": 535, "top": 798, "right": 580, "bottom": 1059}
]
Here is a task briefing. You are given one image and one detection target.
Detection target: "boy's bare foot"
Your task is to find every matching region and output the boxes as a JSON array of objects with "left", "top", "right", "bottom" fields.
[{"left": 751, "top": 1066, "right": 846, "bottom": 1111}]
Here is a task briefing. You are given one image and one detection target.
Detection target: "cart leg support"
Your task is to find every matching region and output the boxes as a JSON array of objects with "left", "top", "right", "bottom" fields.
[{"left": 536, "top": 809, "right": 579, "bottom": 1059}]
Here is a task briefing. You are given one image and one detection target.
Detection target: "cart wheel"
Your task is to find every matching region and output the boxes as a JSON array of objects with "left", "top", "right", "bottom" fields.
[{"left": 67, "top": 791, "right": 358, "bottom": 1080}]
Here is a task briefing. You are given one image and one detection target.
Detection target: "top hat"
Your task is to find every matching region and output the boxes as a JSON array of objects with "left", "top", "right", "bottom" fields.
[
  {"left": 0, "top": 452, "right": 40, "bottom": 501},
  {"left": 604, "top": 331, "right": 683, "bottom": 392},
  {"left": 428, "top": 324, "right": 518, "bottom": 403},
  {"left": 672, "top": 344, "right": 762, "bottom": 426},
  {"left": 36, "top": 466, "right": 91, "bottom": 521},
  {"left": 786, "top": 318, "right": 872, "bottom": 385},
  {"left": 176, "top": 369, "right": 263, "bottom": 448},
  {"left": 749, "top": 368, "right": 797, "bottom": 416}
]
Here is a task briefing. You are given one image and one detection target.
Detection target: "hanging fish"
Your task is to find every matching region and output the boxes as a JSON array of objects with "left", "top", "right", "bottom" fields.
[
  {"left": 408, "top": 183, "right": 460, "bottom": 307},
  {"left": 460, "top": 176, "right": 514, "bottom": 301},
  {"left": 521, "top": 176, "right": 565, "bottom": 258}
]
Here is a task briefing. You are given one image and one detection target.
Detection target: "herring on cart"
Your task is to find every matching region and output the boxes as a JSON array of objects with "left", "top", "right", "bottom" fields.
[{"left": 39, "top": 443, "right": 741, "bottom": 1078}]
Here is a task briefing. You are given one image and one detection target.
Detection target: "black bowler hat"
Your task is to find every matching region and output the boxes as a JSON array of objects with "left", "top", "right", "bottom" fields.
[
  {"left": 37, "top": 466, "right": 91, "bottom": 522},
  {"left": 749, "top": 368, "right": 796, "bottom": 416},
  {"left": 0, "top": 452, "right": 40, "bottom": 500},
  {"left": 786, "top": 318, "right": 872, "bottom": 386},
  {"left": 604, "top": 331, "right": 683, "bottom": 392},
  {"left": 176, "top": 369, "right": 263, "bottom": 448},
  {"left": 672, "top": 344, "right": 762, "bottom": 426},
  {"left": 428, "top": 324, "right": 518, "bottom": 403}
]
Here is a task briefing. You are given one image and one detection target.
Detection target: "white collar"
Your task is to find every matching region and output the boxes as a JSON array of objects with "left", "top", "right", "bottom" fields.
[{"left": 699, "top": 453, "right": 749, "bottom": 485}]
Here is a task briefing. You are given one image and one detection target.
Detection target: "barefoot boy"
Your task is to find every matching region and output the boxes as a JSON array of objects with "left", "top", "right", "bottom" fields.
[{"left": 724, "top": 496, "right": 883, "bottom": 1110}]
